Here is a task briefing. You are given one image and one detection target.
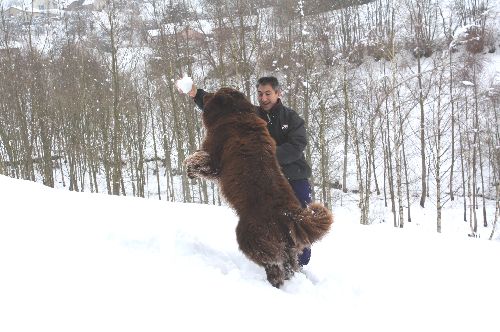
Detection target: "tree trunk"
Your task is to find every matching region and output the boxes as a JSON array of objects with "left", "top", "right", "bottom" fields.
[
  {"left": 449, "top": 49, "right": 456, "bottom": 201},
  {"left": 417, "top": 55, "right": 427, "bottom": 208},
  {"left": 147, "top": 76, "right": 162, "bottom": 200},
  {"left": 393, "top": 90, "right": 403, "bottom": 228},
  {"left": 436, "top": 98, "right": 442, "bottom": 233},
  {"left": 107, "top": 4, "right": 123, "bottom": 196},
  {"left": 342, "top": 105, "right": 349, "bottom": 193},
  {"left": 385, "top": 96, "right": 396, "bottom": 227},
  {"left": 489, "top": 183, "right": 499, "bottom": 240},
  {"left": 319, "top": 101, "right": 330, "bottom": 206},
  {"left": 343, "top": 68, "right": 367, "bottom": 225},
  {"left": 372, "top": 150, "right": 380, "bottom": 196},
  {"left": 478, "top": 136, "right": 487, "bottom": 227},
  {"left": 381, "top": 123, "right": 388, "bottom": 208},
  {"left": 458, "top": 99, "right": 467, "bottom": 222},
  {"left": 402, "top": 129, "right": 412, "bottom": 223}
]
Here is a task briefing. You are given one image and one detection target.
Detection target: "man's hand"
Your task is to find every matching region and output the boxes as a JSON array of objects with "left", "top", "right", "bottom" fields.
[{"left": 187, "top": 83, "right": 197, "bottom": 97}]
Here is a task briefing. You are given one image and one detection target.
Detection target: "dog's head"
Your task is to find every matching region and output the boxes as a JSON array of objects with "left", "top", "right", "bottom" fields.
[{"left": 202, "top": 88, "right": 255, "bottom": 128}]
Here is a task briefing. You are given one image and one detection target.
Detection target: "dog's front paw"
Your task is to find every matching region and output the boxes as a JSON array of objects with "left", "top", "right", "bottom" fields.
[
  {"left": 184, "top": 150, "right": 214, "bottom": 179},
  {"left": 186, "top": 164, "right": 199, "bottom": 179}
]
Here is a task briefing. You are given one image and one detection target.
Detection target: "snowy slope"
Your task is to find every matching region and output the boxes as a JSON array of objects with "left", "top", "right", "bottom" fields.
[{"left": 0, "top": 175, "right": 499, "bottom": 332}]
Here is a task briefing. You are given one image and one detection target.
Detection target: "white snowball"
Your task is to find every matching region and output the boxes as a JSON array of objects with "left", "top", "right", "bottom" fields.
[{"left": 176, "top": 75, "right": 194, "bottom": 94}]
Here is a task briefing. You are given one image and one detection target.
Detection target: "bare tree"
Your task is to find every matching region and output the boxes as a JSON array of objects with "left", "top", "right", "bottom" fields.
[
  {"left": 104, "top": 0, "right": 125, "bottom": 195},
  {"left": 428, "top": 57, "right": 451, "bottom": 233},
  {"left": 404, "top": 0, "right": 440, "bottom": 207}
]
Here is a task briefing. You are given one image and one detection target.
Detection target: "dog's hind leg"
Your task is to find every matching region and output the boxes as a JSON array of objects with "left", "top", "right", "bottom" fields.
[
  {"left": 279, "top": 227, "right": 301, "bottom": 282},
  {"left": 264, "top": 264, "right": 286, "bottom": 288},
  {"left": 282, "top": 246, "right": 300, "bottom": 281}
]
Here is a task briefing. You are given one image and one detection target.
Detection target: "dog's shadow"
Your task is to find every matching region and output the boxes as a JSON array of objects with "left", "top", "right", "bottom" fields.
[
  {"left": 179, "top": 237, "right": 323, "bottom": 288},
  {"left": 179, "top": 238, "right": 266, "bottom": 282}
]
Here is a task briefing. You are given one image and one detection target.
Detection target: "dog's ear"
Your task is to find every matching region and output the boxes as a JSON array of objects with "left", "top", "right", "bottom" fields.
[
  {"left": 219, "top": 88, "right": 255, "bottom": 114},
  {"left": 202, "top": 90, "right": 234, "bottom": 127},
  {"left": 211, "top": 92, "right": 234, "bottom": 112}
]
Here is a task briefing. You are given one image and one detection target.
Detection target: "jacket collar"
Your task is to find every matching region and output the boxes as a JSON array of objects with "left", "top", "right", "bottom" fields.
[{"left": 258, "top": 98, "right": 283, "bottom": 117}]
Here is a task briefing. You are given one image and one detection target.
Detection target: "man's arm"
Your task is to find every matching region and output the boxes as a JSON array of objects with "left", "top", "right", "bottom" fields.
[
  {"left": 275, "top": 110, "right": 308, "bottom": 165},
  {"left": 179, "top": 81, "right": 210, "bottom": 111},
  {"left": 193, "top": 88, "right": 208, "bottom": 111}
]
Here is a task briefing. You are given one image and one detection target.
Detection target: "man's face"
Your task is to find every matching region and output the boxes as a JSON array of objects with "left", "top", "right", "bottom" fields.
[{"left": 257, "top": 84, "right": 280, "bottom": 111}]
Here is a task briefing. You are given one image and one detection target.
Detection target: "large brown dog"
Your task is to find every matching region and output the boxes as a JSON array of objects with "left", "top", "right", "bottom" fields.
[{"left": 184, "top": 88, "right": 333, "bottom": 287}]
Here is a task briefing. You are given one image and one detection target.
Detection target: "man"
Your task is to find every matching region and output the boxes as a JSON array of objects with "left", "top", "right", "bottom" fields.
[{"left": 183, "top": 76, "right": 313, "bottom": 266}]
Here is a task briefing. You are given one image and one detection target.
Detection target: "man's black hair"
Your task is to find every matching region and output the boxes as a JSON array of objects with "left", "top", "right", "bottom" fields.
[{"left": 256, "top": 76, "right": 280, "bottom": 91}]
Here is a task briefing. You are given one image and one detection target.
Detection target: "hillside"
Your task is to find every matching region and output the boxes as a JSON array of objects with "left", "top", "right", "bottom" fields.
[{"left": 0, "top": 0, "right": 499, "bottom": 234}]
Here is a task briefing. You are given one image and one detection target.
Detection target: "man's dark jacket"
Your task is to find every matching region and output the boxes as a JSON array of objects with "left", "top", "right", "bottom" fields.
[{"left": 193, "top": 89, "right": 312, "bottom": 181}]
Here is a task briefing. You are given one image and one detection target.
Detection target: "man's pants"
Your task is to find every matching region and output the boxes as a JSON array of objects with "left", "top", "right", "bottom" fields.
[{"left": 289, "top": 179, "right": 312, "bottom": 266}]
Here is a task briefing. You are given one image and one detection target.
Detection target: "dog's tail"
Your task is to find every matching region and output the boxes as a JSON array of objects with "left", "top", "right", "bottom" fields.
[{"left": 291, "top": 202, "right": 333, "bottom": 246}]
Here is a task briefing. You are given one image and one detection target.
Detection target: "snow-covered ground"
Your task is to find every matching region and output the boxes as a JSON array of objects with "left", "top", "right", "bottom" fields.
[{"left": 0, "top": 175, "right": 499, "bottom": 331}]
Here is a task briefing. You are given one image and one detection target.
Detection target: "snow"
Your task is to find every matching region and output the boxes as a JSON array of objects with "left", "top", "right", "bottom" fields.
[
  {"left": 176, "top": 74, "right": 193, "bottom": 94},
  {"left": 461, "top": 80, "right": 475, "bottom": 86},
  {"left": 0, "top": 175, "right": 499, "bottom": 332},
  {"left": 147, "top": 29, "right": 160, "bottom": 38},
  {"left": 1, "top": 0, "right": 25, "bottom": 8}
]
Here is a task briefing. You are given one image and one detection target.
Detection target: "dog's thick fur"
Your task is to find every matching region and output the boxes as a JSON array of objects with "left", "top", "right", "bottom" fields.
[{"left": 184, "top": 88, "right": 333, "bottom": 287}]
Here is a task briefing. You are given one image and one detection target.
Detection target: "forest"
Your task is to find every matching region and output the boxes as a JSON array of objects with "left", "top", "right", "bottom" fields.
[{"left": 0, "top": 0, "right": 498, "bottom": 233}]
